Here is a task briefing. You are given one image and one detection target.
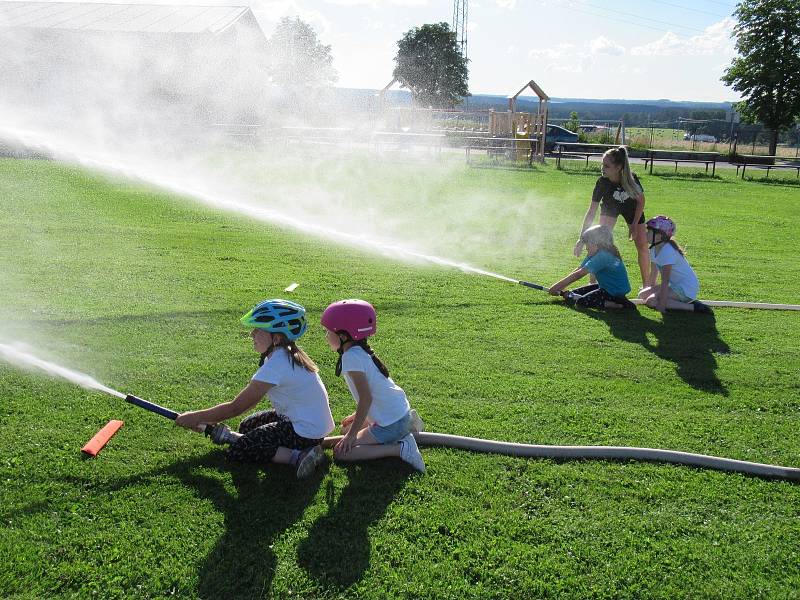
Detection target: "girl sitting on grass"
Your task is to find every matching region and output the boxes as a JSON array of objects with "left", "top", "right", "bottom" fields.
[
  {"left": 176, "top": 299, "right": 334, "bottom": 479},
  {"left": 638, "top": 215, "right": 712, "bottom": 314},
  {"left": 320, "top": 299, "right": 426, "bottom": 473},
  {"left": 549, "top": 225, "right": 635, "bottom": 309}
]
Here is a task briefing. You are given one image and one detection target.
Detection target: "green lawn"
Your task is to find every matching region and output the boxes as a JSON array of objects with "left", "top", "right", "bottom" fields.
[{"left": 1, "top": 155, "right": 799, "bottom": 599}]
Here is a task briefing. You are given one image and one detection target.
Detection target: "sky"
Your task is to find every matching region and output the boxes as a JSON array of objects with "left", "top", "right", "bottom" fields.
[{"left": 247, "top": 0, "right": 741, "bottom": 102}]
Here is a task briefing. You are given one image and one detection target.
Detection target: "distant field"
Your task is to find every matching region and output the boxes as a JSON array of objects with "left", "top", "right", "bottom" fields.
[{"left": 1, "top": 155, "right": 799, "bottom": 599}]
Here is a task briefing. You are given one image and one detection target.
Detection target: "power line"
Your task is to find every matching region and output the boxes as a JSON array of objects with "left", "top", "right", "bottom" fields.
[
  {"left": 643, "top": 0, "right": 731, "bottom": 19},
  {"left": 561, "top": 0, "right": 710, "bottom": 34}
]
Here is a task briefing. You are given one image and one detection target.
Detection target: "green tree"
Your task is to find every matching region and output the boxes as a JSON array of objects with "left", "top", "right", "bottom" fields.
[
  {"left": 721, "top": 0, "right": 800, "bottom": 155},
  {"left": 268, "top": 17, "right": 337, "bottom": 88},
  {"left": 393, "top": 22, "right": 469, "bottom": 108},
  {"left": 565, "top": 111, "right": 581, "bottom": 133}
]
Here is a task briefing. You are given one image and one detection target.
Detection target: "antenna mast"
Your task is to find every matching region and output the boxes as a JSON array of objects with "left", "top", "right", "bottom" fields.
[{"left": 452, "top": 0, "right": 468, "bottom": 61}]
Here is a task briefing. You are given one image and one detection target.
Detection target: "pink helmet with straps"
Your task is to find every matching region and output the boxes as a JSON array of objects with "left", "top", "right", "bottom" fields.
[
  {"left": 321, "top": 299, "right": 377, "bottom": 340},
  {"left": 646, "top": 215, "right": 676, "bottom": 238}
]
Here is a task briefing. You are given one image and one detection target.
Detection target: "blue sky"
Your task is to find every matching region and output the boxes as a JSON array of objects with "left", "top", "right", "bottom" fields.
[{"left": 250, "top": 0, "right": 741, "bottom": 102}]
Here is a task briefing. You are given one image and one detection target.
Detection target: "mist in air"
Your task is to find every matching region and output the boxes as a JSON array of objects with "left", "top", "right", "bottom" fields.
[{"left": 0, "top": 1, "right": 554, "bottom": 277}]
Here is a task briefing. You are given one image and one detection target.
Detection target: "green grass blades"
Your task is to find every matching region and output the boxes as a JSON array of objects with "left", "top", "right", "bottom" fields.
[{"left": 1, "top": 155, "right": 799, "bottom": 598}]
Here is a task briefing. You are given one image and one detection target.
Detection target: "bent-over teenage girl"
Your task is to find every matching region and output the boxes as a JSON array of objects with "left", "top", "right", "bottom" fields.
[{"left": 574, "top": 146, "right": 649, "bottom": 289}]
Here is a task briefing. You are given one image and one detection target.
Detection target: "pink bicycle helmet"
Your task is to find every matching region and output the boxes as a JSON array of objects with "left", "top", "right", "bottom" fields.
[
  {"left": 321, "top": 299, "right": 376, "bottom": 340},
  {"left": 646, "top": 215, "right": 676, "bottom": 238}
]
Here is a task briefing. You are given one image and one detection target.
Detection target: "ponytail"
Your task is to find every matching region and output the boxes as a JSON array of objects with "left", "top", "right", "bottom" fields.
[
  {"left": 606, "top": 146, "right": 642, "bottom": 202},
  {"left": 333, "top": 334, "right": 390, "bottom": 378},
  {"left": 355, "top": 339, "right": 390, "bottom": 378},
  {"left": 258, "top": 334, "right": 319, "bottom": 372}
]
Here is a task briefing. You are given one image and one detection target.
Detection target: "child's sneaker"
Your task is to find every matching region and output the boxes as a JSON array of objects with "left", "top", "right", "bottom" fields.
[
  {"left": 295, "top": 445, "right": 324, "bottom": 479},
  {"left": 399, "top": 434, "right": 426, "bottom": 473},
  {"left": 409, "top": 409, "right": 425, "bottom": 433},
  {"left": 692, "top": 301, "right": 714, "bottom": 315}
]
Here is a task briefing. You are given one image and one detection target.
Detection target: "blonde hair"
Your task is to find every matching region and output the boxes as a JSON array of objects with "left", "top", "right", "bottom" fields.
[
  {"left": 604, "top": 146, "right": 642, "bottom": 202},
  {"left": 581, "top": 225, "right": 621, "bottom": 258},
  {"left": 262, "top": 333, "right": 319, "bottom": 372}
]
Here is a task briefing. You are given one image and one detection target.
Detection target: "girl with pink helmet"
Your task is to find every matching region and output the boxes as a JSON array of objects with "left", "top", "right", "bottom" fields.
[
  {"left": 320, "top": 299, "right": 426, "bottom": 473},
  {"left": 638, "top": 216, "right": 712, "bottom": 314}
]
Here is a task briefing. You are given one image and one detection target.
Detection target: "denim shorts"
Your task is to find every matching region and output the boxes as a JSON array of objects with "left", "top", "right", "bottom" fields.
[
  {"left": 669, "top": 283, "right": 694, "bottom": 303},
  {"left": 369, "top": 411, "right": 411, "bottom": 444}
]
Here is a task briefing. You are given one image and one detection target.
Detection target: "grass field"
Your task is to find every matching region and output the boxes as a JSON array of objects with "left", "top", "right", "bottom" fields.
[{"left": 1, "top": 154, "right": 799, "bottom": 599}]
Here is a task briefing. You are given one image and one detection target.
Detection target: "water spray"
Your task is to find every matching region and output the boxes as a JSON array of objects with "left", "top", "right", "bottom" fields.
[{"left": 2, "top": 343, "right": 798, "bottom": 480}]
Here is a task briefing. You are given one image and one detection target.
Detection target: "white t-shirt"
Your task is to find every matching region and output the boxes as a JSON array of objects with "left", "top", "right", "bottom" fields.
[
  {"left": 251, "top": 348, "right": 334, "bottom": 439},
  {"left": 650, "top": 243, "right": 699, "bottom": 300},
  {"left": 341, "top": 345, "right": 410, "bottom": 426}
]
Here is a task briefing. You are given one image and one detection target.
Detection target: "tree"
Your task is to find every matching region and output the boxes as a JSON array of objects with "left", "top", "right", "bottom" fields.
[
  {"left": 721, "top": 0, "right": 800, "bottom": 155},
  {"left": 268, "top": 17, "right": 337, "bottom": 89},
  {"left": 565, "top": 111, "right": 581, "bottom": 133},
  {"left": 393, "top": 23, "right": 469, "bottom": 108}
]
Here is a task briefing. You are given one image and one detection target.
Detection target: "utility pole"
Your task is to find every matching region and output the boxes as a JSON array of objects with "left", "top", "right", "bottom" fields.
[{"left": 452, "top": 0, "right": 468, "bottom": 62}]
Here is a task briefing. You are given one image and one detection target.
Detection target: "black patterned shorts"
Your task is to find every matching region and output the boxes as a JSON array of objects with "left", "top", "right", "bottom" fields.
[
  {"left": 226, "top": 409, "right": 322, "bottom": 463},
  {"left": 571, "top": 284, "right": 635, "bottom": 309}
]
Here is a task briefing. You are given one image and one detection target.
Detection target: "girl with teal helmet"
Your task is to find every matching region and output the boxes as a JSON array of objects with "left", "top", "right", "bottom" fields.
[{"left": 176, "top": 299, "right": 334, "bottom": 479}]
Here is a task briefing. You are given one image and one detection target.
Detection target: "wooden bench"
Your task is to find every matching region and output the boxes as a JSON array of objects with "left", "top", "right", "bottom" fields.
[
  {"left": 735, "top": 155, "right": 800, "bottom": 179},
  {"left": 643, "top": 150, "right": 719, "bottom": 175},
  {"left": 555, "top": 143, "right": 626, "bottom": 168}
]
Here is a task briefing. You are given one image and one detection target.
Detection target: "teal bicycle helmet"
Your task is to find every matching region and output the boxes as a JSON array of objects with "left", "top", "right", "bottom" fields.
[{"left": 240, "top": 299, "right": 308, "bottom": 341}]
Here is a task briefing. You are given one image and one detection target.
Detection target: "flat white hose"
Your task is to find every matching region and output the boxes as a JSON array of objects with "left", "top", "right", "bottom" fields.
[
  {"left": 323, "top": 433, "right": 800, "bottom": 481},
  {"left": 629, "top": 298, "right": 800, "bottom": 311}
]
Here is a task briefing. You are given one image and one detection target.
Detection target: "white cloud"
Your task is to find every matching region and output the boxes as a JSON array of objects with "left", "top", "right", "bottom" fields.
[
  {"left": 631, "top": 17, "right": 736, "bottom": 56},
  {"left": 496, "top": 0, "right": 517, "bottom": 9},
  {"left": 589, "top": 36, "right": 625, "bottom": 56}
]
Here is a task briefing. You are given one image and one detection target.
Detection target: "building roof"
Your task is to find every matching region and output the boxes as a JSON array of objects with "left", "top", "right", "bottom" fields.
[{"left": 0, "top": 1, "right": 254, "bottom": 35}]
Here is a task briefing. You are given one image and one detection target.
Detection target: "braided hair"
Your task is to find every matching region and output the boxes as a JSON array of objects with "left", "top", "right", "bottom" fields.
[{"left": 334, "top": 335, "right": 390, "bottom": 378}]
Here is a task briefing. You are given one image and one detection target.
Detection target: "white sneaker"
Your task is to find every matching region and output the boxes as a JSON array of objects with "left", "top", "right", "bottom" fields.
[
  {"left": 399, "top": 434, "right": 426, "bottom": 473},
  {"left": 409, "top": 409, "right": 425, "bottom": 433},
  {"left": 296, "top": 445, "right": 324, "bottom": 479}
]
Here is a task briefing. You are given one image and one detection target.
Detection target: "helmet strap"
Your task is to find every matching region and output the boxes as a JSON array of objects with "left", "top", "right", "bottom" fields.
[
  {"left": 334, "top": 332, "right": 351, "bottom": 377},
  {"left": 258, "top": 341, "right": 276, "bottom": 367}
]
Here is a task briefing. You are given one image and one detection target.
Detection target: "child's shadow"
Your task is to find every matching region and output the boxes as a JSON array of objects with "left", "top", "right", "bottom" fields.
[
  {"left": 582, "top": 308, "right": 730, "bottom": 395},
  {"left": 296, "top": 460, "right": 411, "bottom": 589},
  {"left": 67, "top": 451, "right": 325, "bottom": 599}
]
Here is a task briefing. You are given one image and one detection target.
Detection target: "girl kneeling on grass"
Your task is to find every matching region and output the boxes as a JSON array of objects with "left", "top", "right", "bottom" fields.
[
  {"left": 176, "top": 299, "right": 334, "bottom": 479},
  {"left": 549, "top": 225, "right": 635, "bottom": 309},
  {"left": 638, "top": 216, "right": 712, "bottom": 314},
  {"left": 321, "top": 299, "right": 426, "bottom": 473}
]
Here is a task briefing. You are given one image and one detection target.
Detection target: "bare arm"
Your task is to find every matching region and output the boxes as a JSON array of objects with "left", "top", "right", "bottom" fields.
[
  {"left": 335, "top": 371, "right": 372, "bottom": 454},
  {"left": 629, "top": 193, "right": 646, "bottom": 239},
  {"left": 574, "top": 202, "right": 599, "bottom": 257},
  {"left": 176, "top": 380, "right": 272, "bottom": 430},
  {"left": 656, "top": 264, "right": 672, "bottom": 313},
  {"left": 549, "top": 267, "right": 589, "bottom": 295},
  {"left": 647, "top": 261, "right": 659, "bottom": 287}
]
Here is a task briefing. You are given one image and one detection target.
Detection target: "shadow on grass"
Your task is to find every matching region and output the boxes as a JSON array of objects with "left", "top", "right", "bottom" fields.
[
  {"left": 645, "top": 171, "right": 725, "bottom": 181},
  {"left": 742, "top": 175, "right": 800, "bottom": 187},
  {"left": 296, "top": 460, "right": 411, "bottom": 589},
  {"left": 59, "top": 451, "right": 326, "bottom": 599},
  {"left": 581, "top": 307, "right": 730, "bottom": 395}
]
